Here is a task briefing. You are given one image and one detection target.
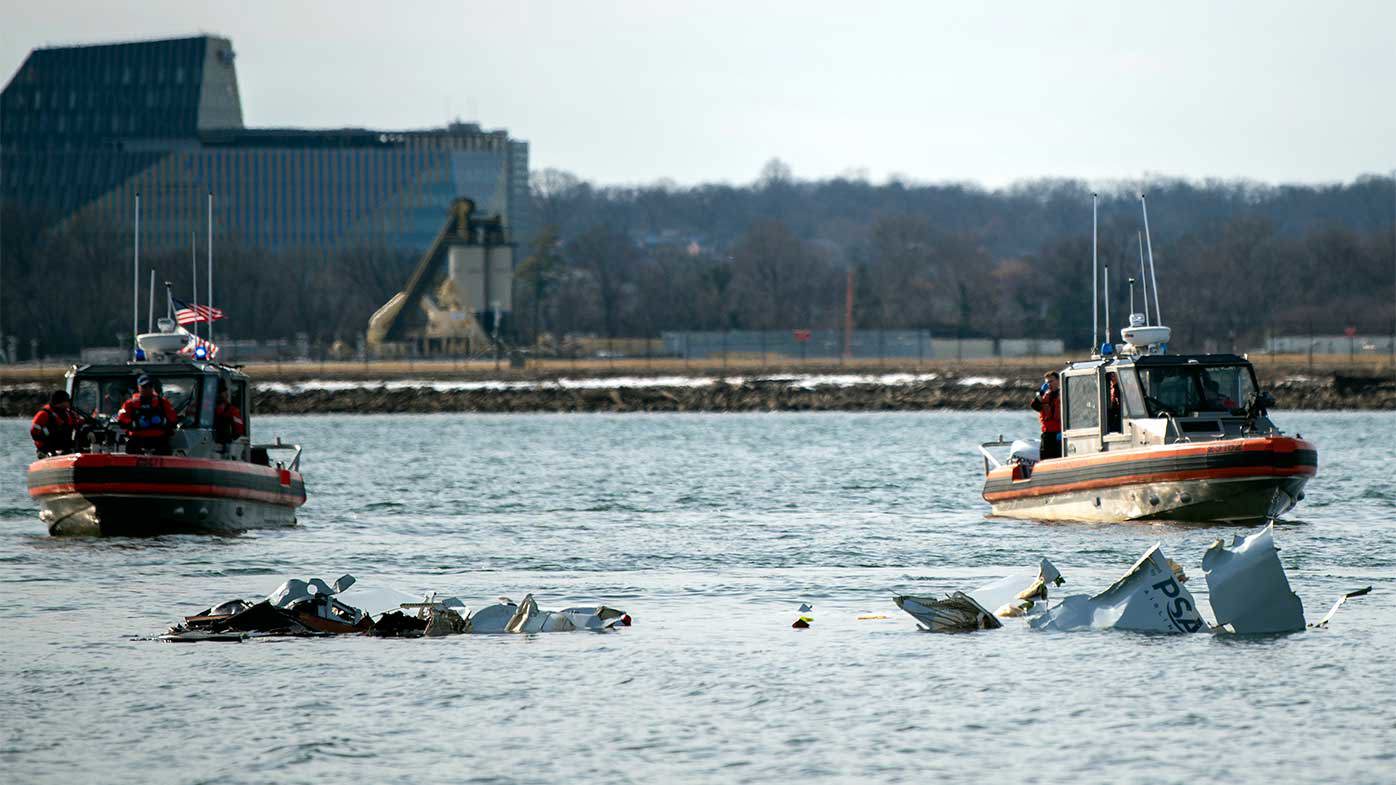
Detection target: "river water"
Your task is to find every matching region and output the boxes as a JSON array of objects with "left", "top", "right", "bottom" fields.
[{"left": 1, "top": 411, "right": 1393, "bottom": 785}]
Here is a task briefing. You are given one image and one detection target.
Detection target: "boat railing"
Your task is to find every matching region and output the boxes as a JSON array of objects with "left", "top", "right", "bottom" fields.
[
  {"left": 978, "top": 436, "right": 1014, "bottom": 474},
  {"left": 253, "top": 438, "right": 302, "bottom": 472}
]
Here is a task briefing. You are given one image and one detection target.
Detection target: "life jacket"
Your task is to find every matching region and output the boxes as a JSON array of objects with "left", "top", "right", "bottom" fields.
[
  {"left": 214, "top": 402, "right": 245, "bottom": 443},
  {"left": 119, "top": 393, "right": 176, "bottom": 439},
  {"left": 1037, "top": 388, "right": 1062, "bottom": 433},
  {"left": 31, "top": 404, "right": 79, "bottom": 452}
]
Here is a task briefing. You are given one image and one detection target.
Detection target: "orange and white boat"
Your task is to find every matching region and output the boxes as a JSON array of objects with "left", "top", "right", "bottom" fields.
[
  {"left": 978, "top": 194, "right": 1317, "bottom": 524},
  {"left": 27, "top": 329, "right": 305, "bottom": 536},
  {"left": 980, "top": 377, "right": 1317, "bottom": 523}
]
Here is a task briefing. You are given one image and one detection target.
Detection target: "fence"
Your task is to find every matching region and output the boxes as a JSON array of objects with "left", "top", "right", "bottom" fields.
[{"left": 661, "top": 330, "right": 1062, "bottom": 361}]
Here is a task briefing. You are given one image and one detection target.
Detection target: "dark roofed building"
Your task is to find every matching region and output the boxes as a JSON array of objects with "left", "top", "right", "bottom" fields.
[{"left": 1, "top": 34, "right": 529, "bottom": 250}]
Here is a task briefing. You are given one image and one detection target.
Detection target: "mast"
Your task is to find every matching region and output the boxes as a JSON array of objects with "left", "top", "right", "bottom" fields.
[
  {"left": 1092, "top": 192, "right": 1099, "bottom": 352},
  {"left": 190, "top": 231, "right": 198, "bottom": 341},
  {"left": 1104, "top": 265, "right": 1111, "bottom": 345},
  {"left": 1137, "top": 231, "right": 1150, "bottom": 324},
  {"left": 1140, "top": 193, "right": 1162, "bottom": 323},
  {"left": 133, "top": 193, "right": 140, "bottom": 359},
  {"left": 207, "top": 191, "right": 214, "bottom": 346}
]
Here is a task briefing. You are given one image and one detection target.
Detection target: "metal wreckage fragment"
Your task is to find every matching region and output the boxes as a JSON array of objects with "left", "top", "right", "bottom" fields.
[
  {"left": 894, "top": 559, "right": 1064, "bottom": 632},
  {"left": 895, "top": 524, "right": 1369, "bottom": 635},
  {"left": 160, "top": 576, "right": 631, "bottom": 642}
]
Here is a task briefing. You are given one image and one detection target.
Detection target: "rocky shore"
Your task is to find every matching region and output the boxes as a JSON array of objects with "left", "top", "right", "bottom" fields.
[{"left": 4, "top": 371, "right": 1390, "bottom": 416}]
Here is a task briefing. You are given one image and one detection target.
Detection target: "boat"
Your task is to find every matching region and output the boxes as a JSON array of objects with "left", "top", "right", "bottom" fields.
[
  {"left": 27, "top": 325, "right": 306, "bottom": 536},
  {"left": 977, "top": 195, "right": 1317, "bottom": 524}
]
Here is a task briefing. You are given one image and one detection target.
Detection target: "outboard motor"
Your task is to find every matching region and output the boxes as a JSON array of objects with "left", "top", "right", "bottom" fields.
[{"left": 1008, "top": 439, "right": 1040, "bottom": 479}]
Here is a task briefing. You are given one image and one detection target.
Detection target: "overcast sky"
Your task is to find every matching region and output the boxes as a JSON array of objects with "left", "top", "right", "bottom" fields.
[{"left": 3, "top": 1, "right": 1394, "bottom": 188}]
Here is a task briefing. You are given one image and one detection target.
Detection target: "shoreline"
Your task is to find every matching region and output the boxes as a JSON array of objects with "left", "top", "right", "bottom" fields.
[{"left": 3, "top": 369, "right": 1391, "bottom": 415}]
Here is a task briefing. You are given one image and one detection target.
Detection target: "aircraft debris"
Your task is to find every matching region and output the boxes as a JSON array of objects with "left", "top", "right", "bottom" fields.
[
  {"left": 160, "top": 576, "right": 629, "bottom": 641},
  {"left": 893, "top": 591, "right": 1002, "bottom": 632},
  {"left": 1202, "top": 523, "right": 1305, "bottom": 634},
  {"left": 1309, "top": 587, "right": 1372, "bottom": 629},
  {"left": 1030, "top": 545, "right": 1207, "bottom": 633}
]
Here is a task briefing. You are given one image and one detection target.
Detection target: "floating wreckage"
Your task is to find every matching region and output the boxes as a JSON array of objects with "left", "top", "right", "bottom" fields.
[
  {"left": 1031, "top": 545, "right": 1204, "bottom": 633},
  {"left": 791, "top": 603, "right": 814, "bottom": 629},
  {"left": 161, "top": 575, "right": 631, "bottom": 642},
  {"left": 894, "top": 559, "right": 1064, "bottom": 632},
  {"left": 896, "top": 524, "right": 1368, "bottom": 635}
]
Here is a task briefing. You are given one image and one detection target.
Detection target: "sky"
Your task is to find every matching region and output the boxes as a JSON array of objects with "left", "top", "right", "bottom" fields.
[{"left": 3, "top": 1, "right": 1394, "bottom": 188}]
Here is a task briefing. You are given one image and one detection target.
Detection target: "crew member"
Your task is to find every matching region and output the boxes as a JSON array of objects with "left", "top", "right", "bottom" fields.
[
  {"left": 1031, "top": 370, "right": 1062, "bottom": 460},
  {"left": 1106, "top": 374, "right": 1123, "bottom": 432},
  {"left": 1203, "top": 377, "right": 1237, "bottom": 411},
  {"left": 117, "top": 374, "right": 178, "bottom": 454},
  {"left": 213, "top": 384, "right": 245, "bottom": 445},
  {"left": 31, "top": 390, "right": 81, "bottom": 456}
]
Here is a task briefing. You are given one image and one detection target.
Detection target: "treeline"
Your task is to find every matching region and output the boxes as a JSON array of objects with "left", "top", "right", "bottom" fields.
[
  {"left": 521, "top": 166, "right": 1396, "bottom": 351},
  {"left": 0, "top": 203, "right": 415, "bottom": 357},
  {"left": 2, "top": 167, "right": 1394, "bottom": 357}
]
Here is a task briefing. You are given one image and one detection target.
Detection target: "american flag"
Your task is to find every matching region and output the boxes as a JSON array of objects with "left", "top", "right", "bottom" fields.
[
  {"left": 172, "top": 296, "right": 225, "bottom": 326},
  {"left": 177, "top": 329, "right": 221, "bottom": 361}
]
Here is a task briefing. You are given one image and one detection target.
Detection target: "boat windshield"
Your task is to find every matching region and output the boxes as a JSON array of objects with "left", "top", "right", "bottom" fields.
[
  {"left": 72, "top": 375, "right": 204, "bottom": 428},
  {"left": 1136, "top": 364, "right": 1256, "bottom": 417}
]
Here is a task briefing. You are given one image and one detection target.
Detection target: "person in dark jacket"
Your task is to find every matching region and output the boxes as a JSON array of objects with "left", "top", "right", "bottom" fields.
[
  {"left": 1030, "top": 371, "right": 1062, "bottom": 459},
  {"left": 117, "top": 374, "right": 178, "bottom": 454},
  {"left": 31, "top": 390, "right": 81, "bottom": 456},
  {"left": 213, "top": 384, "right": 245, "bottom": 445}
]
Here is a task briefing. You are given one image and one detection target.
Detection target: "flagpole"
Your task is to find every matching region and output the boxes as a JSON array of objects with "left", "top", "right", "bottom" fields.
[
  {"left": 133, "top": 193, "right": 140, "bottom": 359},
  {"left": 207, "top": 191, "right": 214, "bottom": 347},
  {"left": 190, "top": 231, "right": 198, "bottom": 341}
]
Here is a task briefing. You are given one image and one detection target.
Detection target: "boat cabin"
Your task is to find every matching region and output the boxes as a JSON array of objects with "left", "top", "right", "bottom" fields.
[
  {"left": 1058, "top": 353, "right": 1275, "bottom": 458},
  {"left": 66, "top": 359, "right": 253, "bottom": 461}
]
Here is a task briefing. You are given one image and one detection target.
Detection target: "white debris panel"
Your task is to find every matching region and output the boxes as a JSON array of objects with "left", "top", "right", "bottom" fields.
[
  {"left": 1030, "top": 545, "right": 1208, "bottom": 633},
  {"left": 893, "top": 592, "right": 1003, "bottom": 632},
  {"left": 1202, "top": 523, "right": 1305, "bottom": 634}
]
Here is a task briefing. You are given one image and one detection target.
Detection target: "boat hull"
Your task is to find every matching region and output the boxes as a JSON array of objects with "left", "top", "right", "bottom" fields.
[
  {"left": 28, "top": 453, "right": 306, "bottom": 536},
  {"left": 982, "top": 436, "right": 1316, "bottom": 524}
]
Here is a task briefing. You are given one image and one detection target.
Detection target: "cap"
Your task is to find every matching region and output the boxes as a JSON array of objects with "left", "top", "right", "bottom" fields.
[
  {"left": 49, "top": 390, "right": 71, "bottom": 405},
  {"left": 136, "top": 374, "right": 154, "bottom": 387}
]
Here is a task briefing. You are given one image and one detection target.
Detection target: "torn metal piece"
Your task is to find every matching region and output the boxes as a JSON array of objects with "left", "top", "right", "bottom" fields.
[
  {"left": 894, "top": 591, "right": 1003, "bottom": 632},
  {"left": 1309, "top": 587, "right": 1372, "bottom": 629},
  {"left": 465, "top": 600, "right": 517, "bottom": 633},
  {"left": 1202, "top": 523, "right": 1305, "bottom": 634},
  {"left": 968, "top": 558, "right": 1065, "bottom": 617},
  {"left": 559, "top": 606, "right": 630, "bottom": 630},
  {"left": 1031, "top": 544, "right": 1208, "bottom": 633}
]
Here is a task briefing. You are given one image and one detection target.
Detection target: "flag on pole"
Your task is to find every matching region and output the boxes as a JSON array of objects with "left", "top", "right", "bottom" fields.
[
  {"left": 172, "top": 295, "right": 225, "bottom": 326},
  {"left": 175, "top": 325, "right": 220, "bottom": 360}
]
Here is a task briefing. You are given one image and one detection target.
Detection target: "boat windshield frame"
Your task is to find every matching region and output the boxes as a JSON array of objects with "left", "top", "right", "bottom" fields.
[
  {"left": 66, "top": 361, "right": 250, "bottom": 435},
  {"left": 1125, "top": 359, "right": 1258, "bottom": 418}
]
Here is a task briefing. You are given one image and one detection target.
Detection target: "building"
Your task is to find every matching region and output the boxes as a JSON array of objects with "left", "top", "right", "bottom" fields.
[{"left": 1, "top": 35, "right": 530, "bottom": 251}]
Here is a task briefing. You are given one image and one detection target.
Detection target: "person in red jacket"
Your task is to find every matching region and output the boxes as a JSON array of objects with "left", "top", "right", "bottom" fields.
[
  {"left": 31, "top": 390, "right": 82, "bottom": 456},
  {"left": 117, "top": 374, "right": 178, "bottom": 454},
  {"left": 213, "top": 384, "right": 245, "bottom": 446},
  {"left": 1030, "top": 370, "right": 1062, "bottom": 460}
]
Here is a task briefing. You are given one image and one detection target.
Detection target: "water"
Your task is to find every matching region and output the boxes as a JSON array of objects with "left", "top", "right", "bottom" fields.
[{"left": 1, "top": 411, "right": 1393, "bottom": 785}]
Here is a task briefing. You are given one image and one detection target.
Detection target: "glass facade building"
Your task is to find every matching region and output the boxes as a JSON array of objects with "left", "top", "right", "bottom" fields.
[{"left": 1, "top": 35, "right": 529, "bottom": 251}]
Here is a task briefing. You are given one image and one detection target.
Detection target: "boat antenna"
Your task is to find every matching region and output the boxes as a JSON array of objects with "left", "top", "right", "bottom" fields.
[
  {"left": 1104, "top": 264, "right": 1111, "bottom": 344},
  {"left": 165, "top": 280, "right": 173, "bottom": 320},
  {"left": 190, "top": 231, "right": 198, "bottom": 341},
  {"left": 132, "top": 192, "right": 140, "bottom": 359},
  {"left": 147, "top": 268, "right": 155, "bottom": 333},
  {"left": 1092, "top": 192, "right": 1099, "bottom": 353},
  {"left": 1129, "top": 276, "right": 1136, "bottom": 318},
  {"left": 207, "top": 191, "right": 214, "bottom": 347},
  {"left": 1137, "top": 231, "right": 1150, "bottom": 324},
  {"left": 1140, "top": 192, "right": 1162, "bottom": 323}
]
